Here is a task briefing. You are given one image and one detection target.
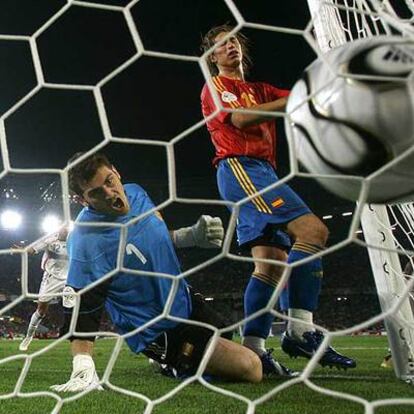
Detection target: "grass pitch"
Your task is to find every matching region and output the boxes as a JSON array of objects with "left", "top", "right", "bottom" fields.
[{"left": 0, "top": 336, "right": 413, "bottom": 414}]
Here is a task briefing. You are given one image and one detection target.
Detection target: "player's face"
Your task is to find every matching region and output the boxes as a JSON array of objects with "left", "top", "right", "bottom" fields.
[
  {"left": 79, "top": 165, "right": 130, "bottom": 216},
  {"left": 58, "top": 227, "right": 69, "bottom": 241},
  {"left": 211, "top": 31, "right": 243, "bottom": 70}
]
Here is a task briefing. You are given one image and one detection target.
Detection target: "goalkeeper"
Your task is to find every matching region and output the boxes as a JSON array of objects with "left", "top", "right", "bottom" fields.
[
  {"left": 51, "top": 152, "right": 262, "bottom": 392},
  {"left": 17, "top": 193, "right": 224, "bottom": 353}
]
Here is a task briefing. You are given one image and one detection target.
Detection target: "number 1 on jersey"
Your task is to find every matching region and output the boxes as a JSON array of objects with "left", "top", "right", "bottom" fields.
[{"left": 126, "top": 243, "right": 147, "bottom": 264}]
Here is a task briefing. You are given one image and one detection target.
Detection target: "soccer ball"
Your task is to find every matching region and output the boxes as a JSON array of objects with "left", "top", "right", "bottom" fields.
[{"left": 285, "top": 36, "right": 414, "bottom": 204}]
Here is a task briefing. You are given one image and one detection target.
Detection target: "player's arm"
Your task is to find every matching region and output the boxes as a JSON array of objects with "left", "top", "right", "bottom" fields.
[
  {"left": 50, "top": 283, "right": 107, "bottom": 392},
  {"left": 18, "top": 233, "right": 58, "bottom": 255},
  {"left": 231, "top": 85, "right": 290, "bottom": 129},
  {"left": 151, "top": 191, "right": 224, "bottom": 249},
  {"left": 11, "top": 242, "right": 45, "bottom": 255},
  {"left": 230, "top": 97, "right": 288, "bottom": 129},
  {"left": 203, "top": 81, "right": 288, "bottom": 130},
  {"left": 170, "top": 215, "right": 224, "bottom": 249}
]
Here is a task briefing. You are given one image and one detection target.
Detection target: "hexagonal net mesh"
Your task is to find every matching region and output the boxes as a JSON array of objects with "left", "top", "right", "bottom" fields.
[
  {"left": 0, "top": 0, "right": 413, "bottom": 413},
  {"left": 307, "top": 0, "right": 414, "bottom": 384}
]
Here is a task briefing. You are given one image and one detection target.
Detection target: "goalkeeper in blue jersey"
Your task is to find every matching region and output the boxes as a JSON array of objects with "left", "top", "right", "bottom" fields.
[{"left": 51, "top": 152, "right": 263, "bottom": 392}]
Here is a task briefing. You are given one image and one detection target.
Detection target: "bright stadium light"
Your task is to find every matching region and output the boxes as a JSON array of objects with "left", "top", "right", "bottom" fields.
[
  {"left": 41, "top": 215, "right": 61, "bottom": 234},
  {"left": 1, "top": 210, "right": 22, "bottom": 230}
]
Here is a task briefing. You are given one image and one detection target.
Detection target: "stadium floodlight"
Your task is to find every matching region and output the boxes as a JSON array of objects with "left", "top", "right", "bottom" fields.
[
  {"left": 1, "top": 210, "right": 22, "bottom": 230},
  {"left": 41, "top": 214, "right": 61, "bottom": 234}
]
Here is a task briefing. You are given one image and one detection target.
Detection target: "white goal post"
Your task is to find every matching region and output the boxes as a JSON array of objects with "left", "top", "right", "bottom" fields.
[{"left": 306, "top": 0, "right": 414, "bottom": 383}]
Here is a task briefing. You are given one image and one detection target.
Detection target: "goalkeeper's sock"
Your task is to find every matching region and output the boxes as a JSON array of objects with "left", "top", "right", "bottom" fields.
[
  {"left": 286, "top": 242, "right": 323, "bottom": 339},
  {"left": 242, "top": 273, "right": 277, "bottom": 354},
  {"left": 26, "top": 310, "right": 44, "bottom": 338}
]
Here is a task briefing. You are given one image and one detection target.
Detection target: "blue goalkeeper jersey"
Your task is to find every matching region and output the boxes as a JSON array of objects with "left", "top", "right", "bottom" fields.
[{"left": 66, "top": 183, "right": 192, "bottom": 353}]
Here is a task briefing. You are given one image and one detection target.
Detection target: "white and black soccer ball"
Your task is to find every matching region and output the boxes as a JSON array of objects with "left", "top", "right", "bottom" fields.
[{"left": 285, "top": 36, "right": 414, "bottom": 204}]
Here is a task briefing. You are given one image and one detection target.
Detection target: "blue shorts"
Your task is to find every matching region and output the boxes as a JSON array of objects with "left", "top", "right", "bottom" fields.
[{"left": 217, "top": 157, "right": 312, "bottom": 248}]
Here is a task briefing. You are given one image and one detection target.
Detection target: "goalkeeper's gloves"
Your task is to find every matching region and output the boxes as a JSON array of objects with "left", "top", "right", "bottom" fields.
[
  {"left": 50, "top": 354, "right": 103, "bottom": 393},
  {"left": 173, "top": 215, "right": 224, "bottom": 249}
]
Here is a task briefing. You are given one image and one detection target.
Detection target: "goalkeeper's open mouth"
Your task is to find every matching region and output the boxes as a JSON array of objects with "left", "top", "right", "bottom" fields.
[{"left": 110, "top": 196, "right": 128, "bottom": 214}]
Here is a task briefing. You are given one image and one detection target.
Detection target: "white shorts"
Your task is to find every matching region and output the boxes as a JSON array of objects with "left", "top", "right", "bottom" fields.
[{"left": 38, "top": 272, "right": 66, "bottom": 303}]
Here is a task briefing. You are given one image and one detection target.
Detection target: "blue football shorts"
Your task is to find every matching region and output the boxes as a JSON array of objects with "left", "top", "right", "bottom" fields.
[{"left": 217, "top": 156, "right": 312, "bottom": 249}]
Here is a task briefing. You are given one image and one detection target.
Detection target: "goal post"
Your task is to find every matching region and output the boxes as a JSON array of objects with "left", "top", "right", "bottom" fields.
[
  {"left": 361, "top": 204, "right": 414, "bottom": 382},
  {"left": 306, "top": 0, "right": 414, "bottom": 382}
]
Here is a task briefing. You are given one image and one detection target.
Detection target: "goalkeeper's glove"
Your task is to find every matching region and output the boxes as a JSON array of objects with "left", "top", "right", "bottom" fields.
[
  {"left": 50, "top": 354, "right": 103, "bottom": 393},
  {"left": 173, "top": 215, "right": 224, "bottom": 249}
]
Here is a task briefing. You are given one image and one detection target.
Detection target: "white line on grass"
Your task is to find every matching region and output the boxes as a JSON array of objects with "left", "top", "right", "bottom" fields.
[
  {"left": 271, "top": 346, "right": 387, "bottom": 351},
  {"left": 311, "top": 374, "right": 384, "bottom": 381}
]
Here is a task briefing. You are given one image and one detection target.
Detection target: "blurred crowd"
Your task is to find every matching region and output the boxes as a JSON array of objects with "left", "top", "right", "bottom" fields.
[{"left": 0, "top": 246, "right": 388, "bottom": 340}]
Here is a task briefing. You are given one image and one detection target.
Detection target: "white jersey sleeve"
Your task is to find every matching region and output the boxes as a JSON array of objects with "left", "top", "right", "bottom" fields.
[
  {"left": 38, "top": 234, "right": 69, "bottom": 280},
  {"left": 32, "top": 233, "right": 59, "bottom": 254}
]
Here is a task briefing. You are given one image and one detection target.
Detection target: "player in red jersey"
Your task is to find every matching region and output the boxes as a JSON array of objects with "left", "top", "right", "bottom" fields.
[{"left": 200, "top": 24, "right": 356, "bottom": 373}]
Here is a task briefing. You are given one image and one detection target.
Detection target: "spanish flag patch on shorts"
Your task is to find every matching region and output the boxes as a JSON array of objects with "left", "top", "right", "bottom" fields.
[{"left": 271, "top": 198, "right": 285, "bottom": 208}]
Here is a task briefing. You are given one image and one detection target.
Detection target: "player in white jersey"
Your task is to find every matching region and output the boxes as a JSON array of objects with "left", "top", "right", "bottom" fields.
[
  {"left": 19, "top": 227, "right": 69, "bottom": 351},
  {"left": 18, "top": 215, "right": 225, "bottom": 352}
]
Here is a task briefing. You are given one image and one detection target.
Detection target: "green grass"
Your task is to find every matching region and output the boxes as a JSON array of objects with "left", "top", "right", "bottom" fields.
[{"left": 0, "top": 336, "right": 413, "bottom": 414}]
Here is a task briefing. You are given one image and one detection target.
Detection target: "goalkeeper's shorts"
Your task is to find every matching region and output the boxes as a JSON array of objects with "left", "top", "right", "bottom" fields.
[
  {"left": 143, "top": 290, "right": 232, "bottom": 376},
  {"left": 217, "top": 156, "right": 311, "bottom": 249}
]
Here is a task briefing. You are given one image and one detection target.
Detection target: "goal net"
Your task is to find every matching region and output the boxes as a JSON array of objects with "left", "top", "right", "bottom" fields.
[
  {"left": 307, "top": 0, "right": 414, "bottom": 383},
  {"left": 0, "top": 0, "right": 413, "bottom": 413}
]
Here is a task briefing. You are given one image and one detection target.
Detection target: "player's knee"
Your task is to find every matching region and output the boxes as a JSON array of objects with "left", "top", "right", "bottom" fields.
[
  {"left": 37, "top": 302, "right": 49, "bottom": 316},
  {"left": 290, "top": 215, "right": 329, "bottom": 246},
  {"left": 241, "top": 351, "right": 262, "bottom": 383},
  {"left": 311, "top": 219, "right": 329, "bottom": 245}
]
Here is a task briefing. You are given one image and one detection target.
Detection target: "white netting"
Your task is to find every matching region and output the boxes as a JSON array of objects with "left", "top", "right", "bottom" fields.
[
  {"left": 0, "top": 0, "right": 413, "bottom": 413},
  {"left": 307, "top": 0, "right": 414, "bottom": 384}
]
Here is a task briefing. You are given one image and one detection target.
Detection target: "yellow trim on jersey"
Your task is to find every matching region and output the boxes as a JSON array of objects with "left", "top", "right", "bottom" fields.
[
  {"left": 214, "top": 76, "right": 226, "bottom": 91},
  {"left": 228, "top": 158, "right": 272, "bottom": 214},
  {"left": 212, "top": 77, "right": 239, "bottom": 109},
  {"left": 212, "top": 76, "right": 224, "bottom": 92}
]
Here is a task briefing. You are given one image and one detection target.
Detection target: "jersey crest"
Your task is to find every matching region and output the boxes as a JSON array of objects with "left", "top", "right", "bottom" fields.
[{"left": 221, "top": 90, "right": 238, "bottom": 103}]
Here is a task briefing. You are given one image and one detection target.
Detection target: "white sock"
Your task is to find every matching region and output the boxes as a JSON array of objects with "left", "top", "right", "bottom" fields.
[
  {"left": 242, "top": 336, "right": 266, "bottom": 356},
  {"left": 26, "top": 311, "right": 44, "bottom": 338},
  {"left": 287, "top": 308, "right": 315, "bottom": 340}
]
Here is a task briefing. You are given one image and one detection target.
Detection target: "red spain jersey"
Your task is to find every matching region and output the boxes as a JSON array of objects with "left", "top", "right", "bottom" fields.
[{"left": 201, "top": 75, "right": 290, "bottom": 168}]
